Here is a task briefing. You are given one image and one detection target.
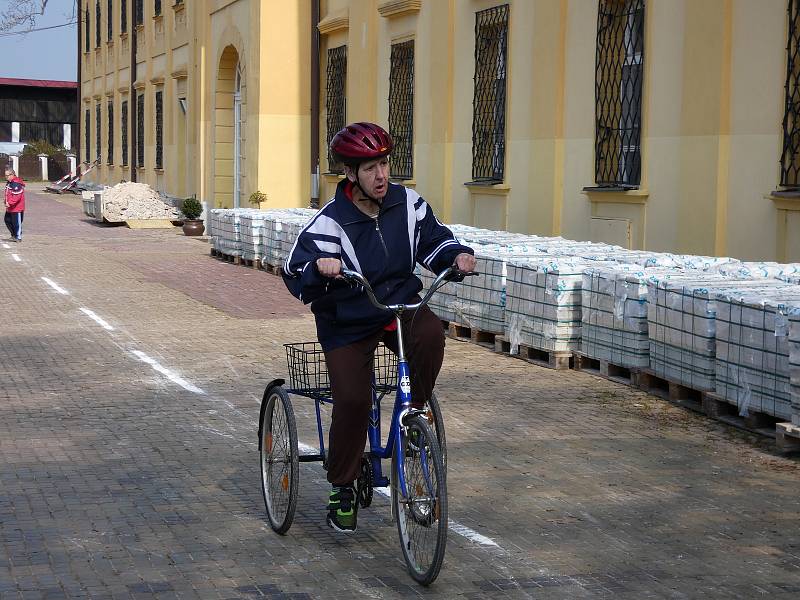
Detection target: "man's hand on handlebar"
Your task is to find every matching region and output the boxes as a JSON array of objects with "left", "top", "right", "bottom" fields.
[
  {"left": 454, "top": 252, "right": 476, "bottom": 273},
  {"left": 316, "top": 257, "right": 342, "bottom": 278}
]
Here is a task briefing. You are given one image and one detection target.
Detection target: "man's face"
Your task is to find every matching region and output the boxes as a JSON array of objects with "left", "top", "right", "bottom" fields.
[
  {"left": 351, "top": 156, "right": 389, "bottom": 199},
  {"left": 5, "top": 173, "right": 12, "bottom": 181}
]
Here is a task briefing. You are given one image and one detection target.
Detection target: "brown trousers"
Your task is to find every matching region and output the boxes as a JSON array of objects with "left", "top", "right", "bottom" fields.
[{"left": 323, "top": 304, "right": 445, "bottom": 486}]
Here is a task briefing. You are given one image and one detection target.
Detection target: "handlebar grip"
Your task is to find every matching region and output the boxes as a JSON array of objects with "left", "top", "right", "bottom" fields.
[{"left": 445, "top": 269, "right": 480, "bottom": 282}]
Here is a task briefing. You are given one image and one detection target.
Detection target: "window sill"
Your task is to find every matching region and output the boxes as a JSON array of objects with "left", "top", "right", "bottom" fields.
[
  {"left": 154, "top": 168, "right": 164, "bottom": 173},
  {"left": 322, "top": 172, "right": 345, "bottom": 180},
  {"left": 119, "top": 32, "right": 128, "bottom": 40},
  {"left": 153, "top": 14, "right": 164, "bottom": 22},
  {"left": 172, "top": 2, "right": 185, "bottom": 12},
  {"left": 390, "top": 178, "right": 415, "bottom": 186},
  {"left": 766, "top": 190, "right": 800, "bottom": 211},
  {"left": 582, "top": 186, "right": 648, "bottom": 204},
  {"left": 464, "top": 181, "right": 510, "bottom": 195},
  {"left": 135, "top": 24, "right": 144, "bottom": 32},
  {"left": 106, "top": 40, "right": 114, "bottom": 47}
]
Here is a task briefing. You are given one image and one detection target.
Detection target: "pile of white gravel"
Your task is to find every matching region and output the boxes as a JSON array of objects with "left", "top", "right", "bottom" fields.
[{"left": 102, "top": 182, "right": 180, "bottom": 221}]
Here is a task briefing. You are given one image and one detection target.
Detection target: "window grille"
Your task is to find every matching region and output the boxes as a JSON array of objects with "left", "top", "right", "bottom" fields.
[
  {"left": 781, "top": 0, "right": 800, "bottom": 187},
  {"left": 84, "top": 4, "right": 90, "bottom": 51},
  {"left": 121, "top": 0, "right": 127, "bottom": 32},
  {"left": 107, "top": 0, "right": 112, "bottom": 40},
  {"left": 155, "top": 0, "right": 161, "bottom": 17},
  {"left": 594, "top": 0, "right": 644, "bottom": 187},
  {"left": 137, "top": 93, "right": 144, "bottom": 167},
  {"left": 471, "top": 4, "right": 509, "bottom": 182},
  {"left": 107, "top": 100, "right": 114, "bottom": 164},
  {"left": 155, "top": 90, "right": 163, "bottom": 169},
  {"left": 135, "top": 0, "right": 143, "bottom": 26},
  {"left": 95, "top": 0, "right": 101, "bottom": 48},
  {"left": 326, "top": 45, "right": 347, "bottom": 173},
  {"left": 388, "top": 40, "right": 414, "bottom": 180},
  {"left": 95, "top": 104, "right": 101, "bottom": 163},
  {"left": 121, "top": 100, "right": 128, "bottom": 166},
  {"left": 84, "top": 108, "right": 90, "bottom": 161}
]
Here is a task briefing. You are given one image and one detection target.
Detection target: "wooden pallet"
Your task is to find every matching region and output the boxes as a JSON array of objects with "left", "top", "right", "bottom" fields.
[
  {"left": 574, "top": 355, "right": 650, "bottom": 388},
  {"left": 445, "top": 322, "right": 499, "bottom": 348},
  {"left": 240, "top": 257, "right": 265, "bottom": 270},
  {"left": 776, "top": 422, "right": 800, "bottom": 452},
  {"left": 493, "top": 335, "right": 572, "bottom": 369},
  {"left": 210, "top": 249, "right": 242, "bottom": 265}
]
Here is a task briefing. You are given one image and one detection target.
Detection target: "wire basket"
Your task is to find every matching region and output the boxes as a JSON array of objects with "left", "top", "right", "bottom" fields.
[{"left": 284, "top": 341, "right": 398, "bottom": 397}]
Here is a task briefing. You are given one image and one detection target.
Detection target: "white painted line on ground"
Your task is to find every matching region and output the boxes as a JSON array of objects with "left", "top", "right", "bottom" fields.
[
  {"left": 299, "top": 442, "right": 502, "bottom": 549},
  {"left": 131, "top": 350, "right": 205, "bottom": 395},
  {"left": 2, "top": 243, "right": 9, "bottom": 249},
  {"left": 79, "top": 307, "right": 115, "bottom": 331},
  {"left": 11, "top": 253, "right": 20, "bottom": 262},
  {"left": 41, "top": 277, "right": 69, "bottom": 295}
]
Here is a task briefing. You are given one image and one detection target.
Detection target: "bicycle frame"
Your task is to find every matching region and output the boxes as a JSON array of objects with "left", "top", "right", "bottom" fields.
[{"left": 289, "top": 266, "right": 473, "bottom": 497}]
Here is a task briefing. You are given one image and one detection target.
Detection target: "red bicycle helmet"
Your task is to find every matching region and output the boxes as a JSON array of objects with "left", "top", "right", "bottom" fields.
[{"left": 330, "top": 122, "right": 394, "bottom": 165}]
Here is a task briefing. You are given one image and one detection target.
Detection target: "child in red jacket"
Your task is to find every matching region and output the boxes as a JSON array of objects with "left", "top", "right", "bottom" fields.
[{"left": 4, "top": 168, "right": 25, "bottom": 242}]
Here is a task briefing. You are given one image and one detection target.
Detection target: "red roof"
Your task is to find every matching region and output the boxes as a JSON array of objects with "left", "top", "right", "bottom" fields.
[{"left": 0, "top": 77, "right": 78, "bottom": 89}]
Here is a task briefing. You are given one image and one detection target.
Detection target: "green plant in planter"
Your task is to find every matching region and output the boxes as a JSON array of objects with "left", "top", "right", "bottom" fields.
[
  {"left": 181, "top": 197, "right": 203, "bottom": 220},
  {"left": 250, "top": 190, "right": 268, "bottom": 207}
]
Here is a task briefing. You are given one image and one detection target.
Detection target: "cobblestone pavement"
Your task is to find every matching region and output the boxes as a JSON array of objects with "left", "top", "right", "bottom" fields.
[{"left": 1, "top": 188, "right": 800, "bottom": 599}]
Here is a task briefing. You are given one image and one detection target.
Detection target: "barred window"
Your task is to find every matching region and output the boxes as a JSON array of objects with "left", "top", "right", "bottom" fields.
[
  {"left": 135, "top": 0, "right": 143, "bottom": 26},
  {"left": 388, "top": 40, "right": 414, "bottom": 180},
  {"left": 155, "top": 90, "right": 163, "bottom": 169},
  {"left": 107, "top": 0, "right": 112, "bottom": 40},
  {"left": 95, "top": 0, "right": 101, "bottom": 48},
  {"left": 326, "top": 45, "right": 347, "bottom": 173},
  {"left": 136, "top": 93, "right": 145, "bottom": 167},
  {"left": 107, "top": 100, "right": 114, "bottom": 164},
  {"left": 781, "top": 0, "right": 800, "bottom": 187},
  {"left": 84, "top": 108, "right": 90, "bottom": 161},
  {"left": 471, "top": 5, "right": 509, "bottom": 183},
  {"left": 84, "top": 3, "right": 90, "bottom": 52},
  {"left": 121, "top": 0, "right": 127, "bottom": 33},
  {"left": 95, "top": 104, "right": 101, "bottom": 162},
  {"left": 155, "top": 0, "right": 161, "bottom": 17},
  {"left": 121, "top": 100, "right": 129, "bottom": 166},
  {"left": 594, "top": 0, "right": 644, "bottom": 188}
]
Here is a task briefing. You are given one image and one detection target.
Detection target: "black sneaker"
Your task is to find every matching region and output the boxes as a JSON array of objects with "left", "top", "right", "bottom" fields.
[{"left": 326, "top": 486, "right": 357, "bottom": 533}]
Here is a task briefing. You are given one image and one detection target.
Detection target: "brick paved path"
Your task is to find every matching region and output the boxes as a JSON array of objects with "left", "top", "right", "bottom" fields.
[{"left": 1, "top": 188, "right": 799, "bottom": 599}]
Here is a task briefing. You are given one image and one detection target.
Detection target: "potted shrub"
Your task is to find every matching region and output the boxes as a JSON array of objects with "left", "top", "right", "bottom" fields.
[
  {"left": 250, "top": 190, "right": 268, "bottom": 209},
  {"left": 181, "top": 197, "right": 205, "bottom": 236}
]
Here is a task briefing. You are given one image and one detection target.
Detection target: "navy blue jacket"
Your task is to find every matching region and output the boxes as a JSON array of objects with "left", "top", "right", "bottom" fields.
[{"left": 282, "top": 179, "right": 473, "bottom": 351}]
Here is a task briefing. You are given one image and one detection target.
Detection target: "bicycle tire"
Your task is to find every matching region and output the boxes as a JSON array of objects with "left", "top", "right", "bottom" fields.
[
  {"left": 259, "top": 386, "right": 299, "bottom": 535},
  {"left": 391, "top": 415, "right": 448, "bottom": 586},
  {"left": 426, "top": 391, "right": 447, "bottom": 472}
]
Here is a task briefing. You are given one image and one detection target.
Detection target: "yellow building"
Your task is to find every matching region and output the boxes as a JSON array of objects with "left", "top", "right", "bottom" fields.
[{"left": 80, "top": 1, "right": 800, "bottom": 261}]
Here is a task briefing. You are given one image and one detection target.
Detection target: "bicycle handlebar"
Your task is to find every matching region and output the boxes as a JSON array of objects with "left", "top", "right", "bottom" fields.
[{"left": 340, "top": 266, "right": 478, "bottom": 314}]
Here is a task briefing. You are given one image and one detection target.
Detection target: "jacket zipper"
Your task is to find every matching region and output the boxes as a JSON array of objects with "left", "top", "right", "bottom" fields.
[{"left": 375, "top": 215, "right": 389, "bottom": 257}]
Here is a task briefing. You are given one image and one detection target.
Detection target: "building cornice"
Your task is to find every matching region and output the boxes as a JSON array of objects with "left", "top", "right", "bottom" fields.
[
  {"left": 171, "top": 68, "right": 188, "bottom": 80},
  {"left": 150, "top": 75, "right": 165, "bottom": 85},
  {"left": 133, "top": 80, "right": 146, "bottom": 90},
  {"left": 377, "top": 0, "right": 421, "bottom": 19},
  {"left": 318, "top": 9, "right": 349, "bottom": 35}
]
